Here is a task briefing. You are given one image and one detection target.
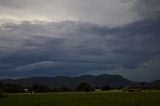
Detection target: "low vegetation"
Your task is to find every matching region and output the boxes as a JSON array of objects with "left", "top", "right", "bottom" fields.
[
  {"left": 0, "top": 82, "right": 160, "bottom": 106},
  {"left": 0, "top": 92, "right": 160, "bottom": 106}
]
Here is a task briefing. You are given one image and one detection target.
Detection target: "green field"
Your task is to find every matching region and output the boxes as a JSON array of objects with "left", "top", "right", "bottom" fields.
[{"left": 0, "top": 92, "right": 160, "bottom": 106}]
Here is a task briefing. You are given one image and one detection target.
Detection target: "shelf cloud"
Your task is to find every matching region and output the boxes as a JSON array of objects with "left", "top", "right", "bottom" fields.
[{"left": 0, "top": 0, "right": 160, "bottom": 81}]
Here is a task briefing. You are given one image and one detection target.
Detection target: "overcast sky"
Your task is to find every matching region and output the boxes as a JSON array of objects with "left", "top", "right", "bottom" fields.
[{"left": 0, "top": 0, "right": 160, "bottom": 81}]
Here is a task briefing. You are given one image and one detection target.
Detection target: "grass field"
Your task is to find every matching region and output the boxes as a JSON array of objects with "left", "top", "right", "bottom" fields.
[{"left": 0, "top": 92, "right": 160, "bottom": 106}]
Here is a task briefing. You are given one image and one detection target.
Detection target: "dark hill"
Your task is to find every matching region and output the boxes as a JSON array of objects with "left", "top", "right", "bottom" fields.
[
  {"left": 149, "top": 80, "right": 160, "bottom": 88},
  {"left": 0, "top": 74, "right": 137, "bottom": 88}
]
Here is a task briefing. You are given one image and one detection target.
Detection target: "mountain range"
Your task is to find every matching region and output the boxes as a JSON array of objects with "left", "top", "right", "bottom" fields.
[{"left": 0, "top": 74, "right": 159, "bottom": 88}]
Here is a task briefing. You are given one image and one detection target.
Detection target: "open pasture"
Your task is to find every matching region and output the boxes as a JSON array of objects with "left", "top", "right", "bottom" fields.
[{"left": 0, "top": 92, "right": 160, "bottom": 106}]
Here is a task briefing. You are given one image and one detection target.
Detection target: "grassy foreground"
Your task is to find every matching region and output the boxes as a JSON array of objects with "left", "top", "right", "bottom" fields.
[{"left": 0, "top": 92, "right": 160, "bottom": 106}]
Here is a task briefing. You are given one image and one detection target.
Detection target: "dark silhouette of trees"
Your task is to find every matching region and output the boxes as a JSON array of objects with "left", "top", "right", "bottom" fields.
[
  {"left": 101, "top": 85, "right": 111, "bottom": 91},
  {"left": 1, "top": 83, "right": 24, "bottom": 93},
  {"left": 59, "top": 87, "right": 72, "bottom": 92},
  {"left": 0, "top": 88, "right": 6, "bottom": 97},
  {"left": 32, "top": 84, "right": 49, "bottom": 92},
  {"left": 77, "top": 82, "right": 92, "bottom": 92}
]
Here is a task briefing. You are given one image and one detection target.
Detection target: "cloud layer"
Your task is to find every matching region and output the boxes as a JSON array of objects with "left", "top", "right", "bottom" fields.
[
  {"left": 0, "top": 0, "right": 160, "bottom": 81},
  {"left": 1, "top": 0, "right": 158, "bottom": 26}
]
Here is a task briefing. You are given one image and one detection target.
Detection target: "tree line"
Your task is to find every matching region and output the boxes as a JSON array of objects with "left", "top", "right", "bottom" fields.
[
  {"left": 0, "top": 82, "right": 159, "bottom": 96},
  {"left": 0, "top": 82, "right": 112, "bottom": 94}
]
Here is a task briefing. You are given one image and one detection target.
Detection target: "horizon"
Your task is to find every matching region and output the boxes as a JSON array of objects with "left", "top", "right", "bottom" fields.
[
  {"left": 0, "top": 74, "right": 159, "bottom": 82},
  {"left": 0, "top": 0, "right": 160, "bottom": 81}
]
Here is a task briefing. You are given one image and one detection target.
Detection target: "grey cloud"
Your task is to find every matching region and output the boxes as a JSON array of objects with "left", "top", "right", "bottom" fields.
[
  {"left": 0, "top": 0, "right": 141, "bottom": 26},
  {"left": 0, "top": 0, "right": 159, "bottom": 26},
  {"left": 61, "top": 0, "right": 140, "bottom": 26},
  {"left": 14, "top": 61, "right": 61, "bottom": 71},
  {"left": 134, "top": 0, "right": 160, "bottom": 19},
  {"left": 0, "top": 0, "right": 59, "bottom": 8}
]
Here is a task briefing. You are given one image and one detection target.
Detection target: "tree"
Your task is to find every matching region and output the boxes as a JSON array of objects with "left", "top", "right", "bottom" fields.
[
  {"left": 77, "top": 82, "right": 92, "bottom": 92},
  {"left": 59, "top": 87, "right": 71, "bottom": 92},
  {"left": 0, "top": 88, "right": 6, "bottom": 97},
  {"left": 101, "top": 85, "right": 111, "bottom": 91},
  {"left": 0, "top": 83, "right": 7, "bottom": 97},
  {"left": 2, "top": 83, "right": 24, "bottom": 93},
  {"left": 32, "top": 84, "right": 49, "bottom": 92}
]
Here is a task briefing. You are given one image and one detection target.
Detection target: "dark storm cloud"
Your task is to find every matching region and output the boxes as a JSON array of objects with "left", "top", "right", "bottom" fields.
[
  {"left": 0, "top": 18, "right": 160, "bottom": 81},
  {"left": 0, "top": 0, "right": 160, "bottom": 81}
]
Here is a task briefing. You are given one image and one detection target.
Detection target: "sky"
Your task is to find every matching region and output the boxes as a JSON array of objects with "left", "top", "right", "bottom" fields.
[{"left": 0, "top": 0, "right": 160, "bottom": 81}]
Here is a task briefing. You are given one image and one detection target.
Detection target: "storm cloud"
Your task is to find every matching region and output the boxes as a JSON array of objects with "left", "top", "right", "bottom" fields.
[{"left": 0, "top": 0, "right": 160, "bottom": 81}]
